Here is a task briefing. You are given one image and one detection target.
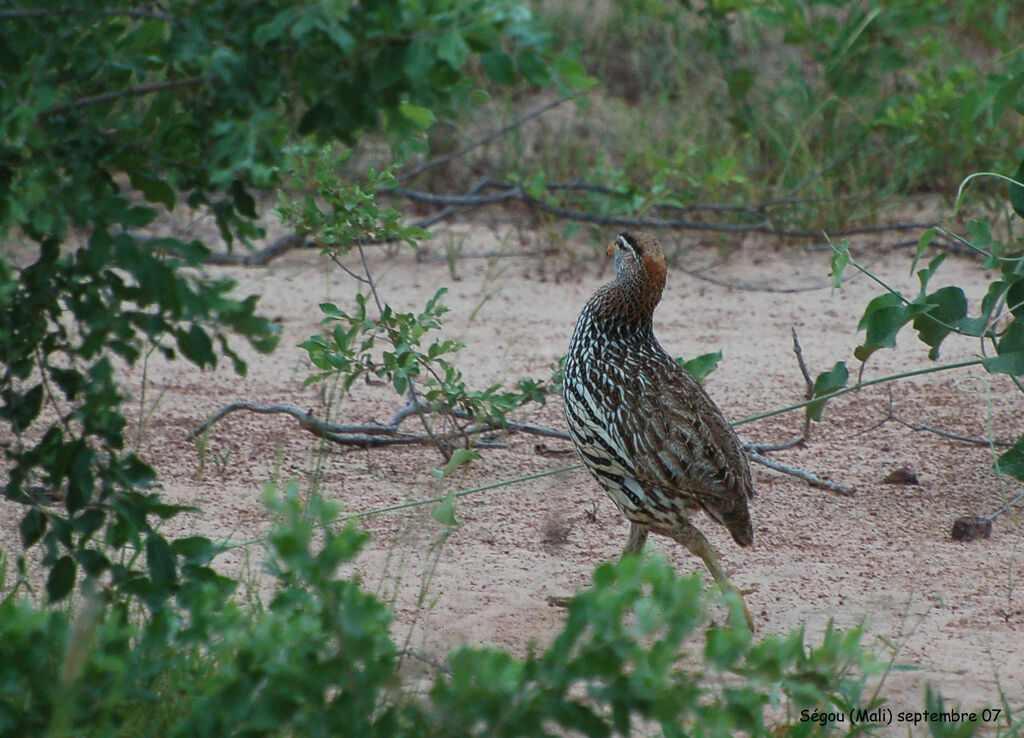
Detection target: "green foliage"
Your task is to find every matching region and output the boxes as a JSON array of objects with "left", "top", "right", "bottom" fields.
[
  {"left": 677, "top": 351, "right": 723, "bottom": 385},
  {"left": 513, "top": 0, "right": 1024, "bottom": 228},
  {"left": 277, "top": 147, "right": 559, "bottom": 428},
  {"left": 432, "top": 554, "right": 880, "bottom": 737},
  {"left": 808, "top": 363, "right": 851, "bottom": 423},
  {"left": 825, "top": 174, "right": 1024, "bottom": 480},
  {"left": 1, "top": 0, "right": 571, "bottom": 606},
  {"left": 301, "top": 283, "right": 556, "bottom": 424},
  {"left": 276, "top": 145, "right": 428, "bottom": 247},
  {"left": 0, "top": 484, "right": 947, "bottom": 737}
]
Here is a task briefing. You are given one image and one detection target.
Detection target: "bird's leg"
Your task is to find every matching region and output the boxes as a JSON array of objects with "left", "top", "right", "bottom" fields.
[
  {"left": 669, "top": 520, "right": 755, "bottom": 631},
  {"left": 547, "top": 523, "right": 650, "bottom": 608},
  {"left": 623, "top": 523, "right": 648, "bottom": 555}
]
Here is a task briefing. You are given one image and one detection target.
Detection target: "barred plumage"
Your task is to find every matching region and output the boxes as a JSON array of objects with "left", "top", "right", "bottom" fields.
[{"left": 563, "top": 231, "right": 755, "bottom": 627}]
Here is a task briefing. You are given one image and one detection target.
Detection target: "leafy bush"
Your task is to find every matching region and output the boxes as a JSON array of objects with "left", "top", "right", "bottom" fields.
[
  {"left": 0, "top": 0, "right": 570, "bottom": 606},
  {"left": 822, "top": 174, "right": 1024, "bottom": 481},
  {"left": 510, "top": 0, "right": 1024, "bottom": 225},
  {"left": 0, "top": 483, "right": 896, "bottom": 738}
]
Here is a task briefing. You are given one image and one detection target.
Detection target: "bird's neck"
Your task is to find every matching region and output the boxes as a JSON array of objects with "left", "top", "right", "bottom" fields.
[{"left": 585, "top": 273, "right": 661, "bottom": 334}]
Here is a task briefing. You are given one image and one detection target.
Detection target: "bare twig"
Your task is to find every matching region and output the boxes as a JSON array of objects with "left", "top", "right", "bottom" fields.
[
  {"left": 988, "top": 489, "right": 1024, "bottom": 522},
  {"left": 190, "top": 398, "right": 860, "bottom": 497},
  {"left": 400, "top": 97, "right": 571, "bottom": 181},
  {"left": 880, "top": 410, "right": 1014, "bottom": 448},
  {"left": 791, "top": 327, "right": 814, "bottom": 440},
  {"left": 398, "top": 648, "right": 452, "bottom": 675},
  {"left": 676, "top": 267, "right": 827, "bottom": 294},
  {"left": 0, "top": 7, "right": 175, "bottom": 20},
  {"left": 747, "top": 449, "right": 856, "bottom": 496},
  {"left": 745, "top": 439, "right": 804, "bottom": 454},
  {"left": 387, "top": 181, "right": 935, "bottom": 238},
  {"left": 202, "top": 234, "right": 306, "bottom": 266},
  {"left": 40, "top": 76, "right": 207, "bottom": 119}
]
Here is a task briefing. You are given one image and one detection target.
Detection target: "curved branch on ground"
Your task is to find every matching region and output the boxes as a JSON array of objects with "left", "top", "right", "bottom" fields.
[{"left": 189, "top": 399, "right": 857, "bottom": 495}]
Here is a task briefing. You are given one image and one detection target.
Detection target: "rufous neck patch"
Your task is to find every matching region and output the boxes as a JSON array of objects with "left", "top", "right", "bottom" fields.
[{"left": 642, "top": 250, "right": 667, "bottom": 294}]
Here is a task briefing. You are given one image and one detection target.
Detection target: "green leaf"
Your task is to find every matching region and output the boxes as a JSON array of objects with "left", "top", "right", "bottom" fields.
[
  {"left": 914, "top": 253, "right": 946, "bottom": 294},
  {"left": 231, "top": 179, "right": 257, "bottom": 218},
  {"left": 517, "top": 48, "right": 551, "bottom": 87},
  {"left": 678, "top": 351, "right": 722, "bottom": 385},
  {"left": 123, "top": 205, "right": 158, "bottom": 228},
  {"left": 1007, "top": 276, "right": 1024, "bottom": 320},
  {"left": 829, "top": 240, "right": 850, "bottom": 289},
  {"left": 253, "top": 7, "right": 301, "bottom": 46},
  {"left": 0, "top": 383, "right": 44, "bottom": 430},
  {"left": 1010, "top": 156, "right": 1024, "bottom": 220},
  {"left": 171, "top": 536, "right": 219, "bottom": 565},
  {"left": 128, "top": 170, "right": 176, "bottom": 210},
  {"left": 433, "top": 448, "right": 481, "bottom": 478},
  {"left": 911, "top": 286, "right": 968, "bottom": 358},
  {"left": 431, "top": 488, "right": 464, "bottom": 528},
  {"left": 807, "top": 362, "right": 849, "bottom": 422},
  {"left": 20, "top": 508, "right": 46, "bottom": 548},
  {"left": 47, "top": 555, "right": 76, "bottom": 602},
  {"left": 909, "top": 227, "right": 936, "bottom": 276},
  {"left": 995, "top": 434, "right": 1024, "bottom": 481},
  {"left": 854, "top": 294, "right": 909, "bottom": 361},
  {"left": 146, "top": 533, "right": 177, "bottom": 589},
  {"left": 398, "top": 102, "right": 436, "bottom": 130},
  {"left": 176, "top": 324, "right": 216, "bottom": 368},
  {"left": 480, "top": 51, "right": 516, "bottom": 85},
  {"left": 76, "top": 549, "right": 110, "bottom": 577},
  {"left": 983, "top": 320, "right": 1024, "bottom": 375},
  {"left": 436, "top": 30, "right": 469, "bottom": 68}
]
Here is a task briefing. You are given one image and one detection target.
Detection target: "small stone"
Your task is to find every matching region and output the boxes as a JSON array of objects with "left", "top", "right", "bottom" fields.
[
  {"left": 951, "top": 516, "right": 992, "bottom": 542},
  {"left": 884, "top": 467, "right": 919, "bottom": 485}
]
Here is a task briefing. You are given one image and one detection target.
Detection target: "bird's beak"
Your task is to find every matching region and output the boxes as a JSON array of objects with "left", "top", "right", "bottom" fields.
[{"left": 606, "top": 242, "right": 616, "bottom": 256}]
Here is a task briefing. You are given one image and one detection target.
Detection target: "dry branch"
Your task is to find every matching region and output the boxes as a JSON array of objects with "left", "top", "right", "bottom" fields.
[
  {"left": 880, "top": 409, "right": 1014, "bottom": 448},
  {"left": 189, "top": 398, "right": 856, "bottom": 495},
  {"left": 747, "top": 449, "right": 856, "bottom": 496}
]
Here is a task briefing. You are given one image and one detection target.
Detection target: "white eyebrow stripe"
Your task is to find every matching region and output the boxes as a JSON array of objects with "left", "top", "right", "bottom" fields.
[{"left": 617, "top": 234, "right": 638, "bottom": 256}]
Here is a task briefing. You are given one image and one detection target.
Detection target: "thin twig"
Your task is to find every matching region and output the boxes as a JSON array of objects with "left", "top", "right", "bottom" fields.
[
  {"left": 676, "top": 267, "right": 827, "bottom": 294},
  {"left": 40, "top": 76, "right": 207, "bottom": 119},
  {"left": 0, "top": 7, "right": 175, "bottom": 20},
  {"left": 398, "top": 648, "right": 453, "bottom": 675},
  {"left": 745, "top": 439, "right": 804, "bottom": 453},
  {"left": 400, "top": 97, "right": 571, "bottom": 181},
  {"left": 881, "top": 410, "right": 1014, "bottom": 447},
  {"left": 791, "top": 327, "right": 814, "bottom": 440},
  {"left": 388, "top": 182, "right": 935, "bottom": 238},
  {"left": 988, "top": 489, "right": 1024, "bottom": 522},
  {"left": 190, "top": 399, "right": 860, "bottom": 496},
  {"left": 747, "top": 450, "right": 856, "bottom": 496},
  {"left": 202, "top": 234, "right": 306, "bottom": 266}
]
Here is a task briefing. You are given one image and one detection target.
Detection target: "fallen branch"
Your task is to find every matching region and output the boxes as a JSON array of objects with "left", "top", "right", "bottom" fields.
[
  {"left": 387, "top": 181, "right": 936, "bottom": 239},
  {"left": 202, "top": 233, "right": 306, "bottom": 266},
  {"left": 747, "top": 449, "right": 856, "bottom": 496},
  {"left": 188, "top": 399, "right": 566, "bottom": 449},
  {"left": 190, "top": 399, "right": 855, "bottom": 495},
  {"left": 880, "top": 409, "right": 1014, "bottom": 448}
]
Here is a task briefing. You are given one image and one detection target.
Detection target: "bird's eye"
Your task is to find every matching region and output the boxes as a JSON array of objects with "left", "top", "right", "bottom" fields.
[{"left": 617, "top": 233, "right": 640, "bottom": 258}]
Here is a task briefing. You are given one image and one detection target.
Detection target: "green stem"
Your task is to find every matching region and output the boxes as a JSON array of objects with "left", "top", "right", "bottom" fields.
[
  {"left": 341, "top": 465, "right": 582, "bottom": 522},
  {"left": 734, "top": 358, "right": 985, "bottom": 426}
]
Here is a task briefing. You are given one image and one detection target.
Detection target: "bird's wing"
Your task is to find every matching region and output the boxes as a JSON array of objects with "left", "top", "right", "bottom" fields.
[{"left": 621, "top": 363, "right": 754, "bottom": 540}]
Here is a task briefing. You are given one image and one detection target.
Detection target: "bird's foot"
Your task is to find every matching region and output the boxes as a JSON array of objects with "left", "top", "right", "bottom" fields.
[
  {"left": 545, "top": 594, "right": 573, "bottom": 608},
  {"left": 720, "top": 584, "right": 756, "bottom": 632}
]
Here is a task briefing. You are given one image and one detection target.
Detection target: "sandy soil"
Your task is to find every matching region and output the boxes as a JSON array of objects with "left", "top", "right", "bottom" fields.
[{"left": 5, "top": 219, "right": 1023, "bottom": 728}]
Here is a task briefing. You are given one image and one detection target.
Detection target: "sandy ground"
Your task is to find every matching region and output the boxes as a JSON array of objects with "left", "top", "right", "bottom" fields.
[{"left": 4, "top": 218, "right": 1023, "bottom": 729}]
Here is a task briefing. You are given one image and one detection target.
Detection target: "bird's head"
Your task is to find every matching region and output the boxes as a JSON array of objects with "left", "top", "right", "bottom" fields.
[{"left": 607, "top": 231, "right": 667, "bottom": 297}]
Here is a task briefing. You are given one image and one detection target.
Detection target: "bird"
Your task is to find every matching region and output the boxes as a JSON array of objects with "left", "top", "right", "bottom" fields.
[{"left": 561, "top": 230, "right": 755, "bottom": 628}]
